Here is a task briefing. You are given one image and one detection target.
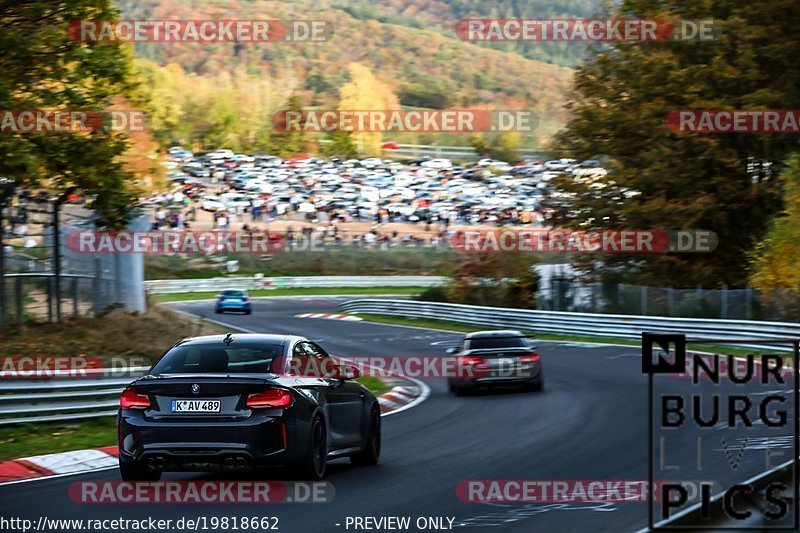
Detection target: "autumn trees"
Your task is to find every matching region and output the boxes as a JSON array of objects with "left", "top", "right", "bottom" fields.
[
  {"left": 1, "top": 1, "right": 139, "bottom": 226},
  {"left": 551, "top": 0, "right": 800, "bottom": 288}
]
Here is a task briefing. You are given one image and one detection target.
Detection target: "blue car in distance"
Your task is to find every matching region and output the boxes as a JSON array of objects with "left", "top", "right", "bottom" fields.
[{"left": 215, "top": 289, "right": 252, "bottom": 314}]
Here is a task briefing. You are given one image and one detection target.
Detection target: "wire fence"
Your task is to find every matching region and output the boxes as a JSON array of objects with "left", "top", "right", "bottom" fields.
[
  {"left": 536, "top": 279, "right": 800, "bottom": 322},
  {"left": 0, "top": 198, "right": 146, "bottom": 326}
]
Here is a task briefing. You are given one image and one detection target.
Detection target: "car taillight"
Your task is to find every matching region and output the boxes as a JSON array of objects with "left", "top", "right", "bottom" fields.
[
  {"left": 246, "top": 388, "right": 293, "bottom": 409},
  {"left": 218, "top": 296, "right": 225, "bottom": 301},
  {"left": 461, "top": 355, "right": 486, "bottom": 366},
  {"left": 242, "top": 297, "right": 249, "bottom": 302},
  {"left": 519, "top": 353, "right": 540, "bottom": 363},
  {"left": 120, "top": 388, "right": 150, "bottom": 410}
]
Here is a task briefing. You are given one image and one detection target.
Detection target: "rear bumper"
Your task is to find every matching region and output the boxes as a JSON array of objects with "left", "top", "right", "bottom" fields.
[
  {"left": 118, "top": 411, "right": 299, "bottom": 471},
  {"left": 448, "top": 366, "right": 542, "bottom": 388},
  {"left": 216, "top": 302, "right": 250, "bottom": 311}
]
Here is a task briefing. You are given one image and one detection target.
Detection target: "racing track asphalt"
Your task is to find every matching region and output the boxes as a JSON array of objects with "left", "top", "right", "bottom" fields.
[{"left": 0, "top": 296, "right": 794, "bottom": 532}]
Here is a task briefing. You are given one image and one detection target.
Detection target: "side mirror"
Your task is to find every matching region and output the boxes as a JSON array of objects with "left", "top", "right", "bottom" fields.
[{"left": 445, "top": 347, "right": 459, "bottom": 354}]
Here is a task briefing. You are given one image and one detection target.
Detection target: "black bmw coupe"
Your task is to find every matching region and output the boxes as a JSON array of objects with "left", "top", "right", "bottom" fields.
[{"left": 117, "top": 334, "right": 380, "bottom": 481}]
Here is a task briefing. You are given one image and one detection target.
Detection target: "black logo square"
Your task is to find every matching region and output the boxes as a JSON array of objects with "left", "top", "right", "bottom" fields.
[{"left": 642, "top": 333, "right": 686, "bottom": 374}]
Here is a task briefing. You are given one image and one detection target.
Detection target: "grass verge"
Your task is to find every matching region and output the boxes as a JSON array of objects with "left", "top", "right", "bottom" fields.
[
  {"left": 354, "top": 376, "right": 391, "bottom": 396},
  {"left": 149, "top": 286, "right": 426, "bottom": 304},
  {"left": 0, "top": 417, "right": 117, "bottom": 462}
]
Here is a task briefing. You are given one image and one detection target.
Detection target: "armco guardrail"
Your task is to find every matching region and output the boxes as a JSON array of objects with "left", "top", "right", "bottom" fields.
[
  {"left": 339, "top": 299, "right": 800, "bottom": 350},
  {"left": 0, "top": 368, "right": 147, "bottom": 426},
  {"left": 145, "top": 276, "right": 445, "bottom": 294}
]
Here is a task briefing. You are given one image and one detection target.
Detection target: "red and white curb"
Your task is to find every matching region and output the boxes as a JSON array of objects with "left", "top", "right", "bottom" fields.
[
  {"left": 377, "top": 383, "right": 426, "bottom": 415},
  {"left": 294, "top": 312, "right": 363, "bottom": 321},
  {"left": 0, "top": 445, "right": 118, "bottom": 485}
]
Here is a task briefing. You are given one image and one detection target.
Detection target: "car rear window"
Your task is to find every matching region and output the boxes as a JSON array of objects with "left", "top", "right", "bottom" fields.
[
  {"left": 151, "top": 343, "right": 280, "bottom": 374},
  {"left": 467, "top": 336, "right": 528, "bottom": 350},
  {"left": 221, "top": 290, "right": 245, "bottom": 297}
]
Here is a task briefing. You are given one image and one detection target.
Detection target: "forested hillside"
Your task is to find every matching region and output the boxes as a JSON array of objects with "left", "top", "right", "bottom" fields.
[{"left": 117, "top": 0, "right": 575, "bottom": 150}]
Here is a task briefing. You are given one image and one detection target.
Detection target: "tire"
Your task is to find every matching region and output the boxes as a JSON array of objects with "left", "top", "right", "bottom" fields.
[
  {"left": 447, "top": 381, "right": 461, "bottom": 395},
  {"left": 119, "top": 460, "right": 161, "bottom": 482},
  {"left": 245, "top": 309, "right": 252, "bottom": 315},
  {"left": 449, "top": 381, "right": 471, "bottom": 396},
  {"left": 351, "top": 409, "right": 381, "bottom": 467},
  {"left": 215, "top": 307, "right": 222, "bottom": 314},
  {"left": 294, "top": 416, "right": 327, "bottom": 480}
]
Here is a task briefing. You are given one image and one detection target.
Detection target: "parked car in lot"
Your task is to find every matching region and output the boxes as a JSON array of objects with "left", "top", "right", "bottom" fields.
[
  {"left": 447, "top": 330, "right": 543, "bottom": 395},
  {"left": 118, "top": 334, "right": 381, "bottom": 480},
  {"left": 215, "top": 289, "right": 252, "bottom": 314},
  {"left": 207, "top": 149, "right": 234, "bottom": 159},
  {"left": 220, "top": 192, "right": 251, "bottom": 210},
  {"left": 200, "top": 195, "right": 225, "bottom": 211},
  {"left": 145, "top": 150, "right": 601, "bottom": 228},
  {"left": 420, "top": 158, "right": 453, "bottom": 170}
]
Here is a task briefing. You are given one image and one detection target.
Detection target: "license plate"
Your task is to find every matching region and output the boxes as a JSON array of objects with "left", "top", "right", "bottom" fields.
[{"left": 172, "top": 399, "right": 221, "bottom": 413}]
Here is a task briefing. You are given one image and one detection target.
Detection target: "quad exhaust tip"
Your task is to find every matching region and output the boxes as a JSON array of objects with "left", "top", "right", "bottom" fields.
[{"left": 223, "top": 456, "right": 250, "bottom": 470}]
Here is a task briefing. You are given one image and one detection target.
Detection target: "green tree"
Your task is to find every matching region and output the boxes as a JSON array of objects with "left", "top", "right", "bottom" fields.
[
  {"left": 470, "top": 131, "right": 521, "bottom": 163},
  {"left": 270, "top": 94, "right": 308, "bottom": 157},
  {"left": 551, "top": 0, "right": 800, "bottom": 288},
  {"left": 751, "top": 154, "right": 800, "bottom": 290},
  {"left": 420, "top": 252, "right": 540, "bottom": 309},
  {"left": 0, "top": 1, "right": 138, "bottom": 227},
  {"left": 321, "top": 132, "right": 359, "bottom": 159}
]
